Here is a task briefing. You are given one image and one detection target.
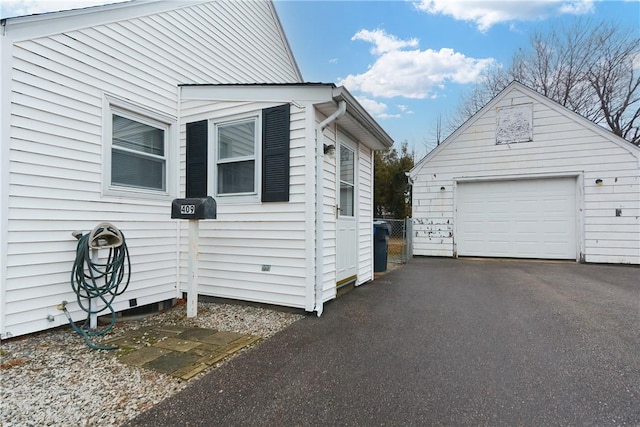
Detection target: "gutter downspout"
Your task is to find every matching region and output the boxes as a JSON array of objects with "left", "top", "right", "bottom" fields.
[{"left": 314, "top": 100, "right": 346, "bottom": 316}]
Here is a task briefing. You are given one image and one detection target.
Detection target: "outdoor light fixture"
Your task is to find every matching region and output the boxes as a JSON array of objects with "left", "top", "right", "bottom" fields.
[
  {"left": 440, "top": 186, "right": 446, "bottom": 191},
  {"left": 595, "top": 178, "right": 603, "bottom": 186},
  {"left": 323, "top": 143, "right": 336, "bottom": 158}
]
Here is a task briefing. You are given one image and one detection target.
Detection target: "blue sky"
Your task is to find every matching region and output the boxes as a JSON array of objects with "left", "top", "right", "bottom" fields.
[{"left": 1, "top": 0, "right": 639, "bottom": 157}]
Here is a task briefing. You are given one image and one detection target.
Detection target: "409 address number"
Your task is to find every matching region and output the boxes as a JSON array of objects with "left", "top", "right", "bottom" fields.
[{"left": 180, "top": 204, "right": 195, "bottom": 215}]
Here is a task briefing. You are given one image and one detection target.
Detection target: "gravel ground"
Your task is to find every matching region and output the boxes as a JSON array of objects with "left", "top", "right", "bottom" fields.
[{"left": 0, "top": 301, "right": 303, "bottom": 426}]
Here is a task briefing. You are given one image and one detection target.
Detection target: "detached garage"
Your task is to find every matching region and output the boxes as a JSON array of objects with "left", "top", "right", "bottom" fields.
[{"left": 409, "top": 82, "right": 640, "bottom": 264}]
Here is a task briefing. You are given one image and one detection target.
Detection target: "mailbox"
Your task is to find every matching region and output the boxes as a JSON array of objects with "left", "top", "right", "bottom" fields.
[{"left": 171, "top": 197, "right": 217, "bottom": 220}]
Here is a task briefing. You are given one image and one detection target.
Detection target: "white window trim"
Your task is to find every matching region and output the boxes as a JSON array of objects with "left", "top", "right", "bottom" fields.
[
  {"left": 209, "top": 112, "right": 262, "bottom": 204},
  {"left": 102, "top": 96, "right": 177, "bottom": 200},
  {"left": 338, "top": 142, "right": 356, "bottom": 218}
]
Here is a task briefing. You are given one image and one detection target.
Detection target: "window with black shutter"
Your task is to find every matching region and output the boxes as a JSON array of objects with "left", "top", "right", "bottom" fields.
[
  {"left": 261, "top": 104, "right": 290, "bottom": 202},
  {"left": 186, "top": 120, "right": 208, "bottom": 198}
]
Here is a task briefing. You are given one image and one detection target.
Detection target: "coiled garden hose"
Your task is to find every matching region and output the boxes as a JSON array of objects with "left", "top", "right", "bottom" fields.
[{"left": 61, "top": 229, "right": 131, "bottom": 350}]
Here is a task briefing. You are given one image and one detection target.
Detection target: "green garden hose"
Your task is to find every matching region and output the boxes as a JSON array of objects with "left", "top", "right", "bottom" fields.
[{"left": 61, "top": 228, "right": 131, "bottom": 350}]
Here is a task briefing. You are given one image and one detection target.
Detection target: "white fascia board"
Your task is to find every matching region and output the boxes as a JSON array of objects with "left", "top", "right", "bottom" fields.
[
  {"left": 332, "top": 86, "right": 394, "bottom": 149},
  {"left": 180, "top": 84, "right": 335, "bottom": 104},
  {"left": 0, "top": 23, "right": 10, "bottom": 338},
  {"left": 2, "top": 0, "right": 209, "bottom": 42}
]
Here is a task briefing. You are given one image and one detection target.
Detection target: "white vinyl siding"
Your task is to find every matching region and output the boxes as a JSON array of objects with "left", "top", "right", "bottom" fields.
[
  {"left": 320, "top": 121, "right": 338, "bottom": 303},
  {"left": 411, "top": 85, "right": 640, "bottom": 264},
  {"left": 357, "top": 144, "right": 374, "bottom": 284},
  {"left": 1, "top": 1, "right": 301, "bottom": 338},
  {"left": 179, "top": 101, "right": 309, "bottom": 309}
]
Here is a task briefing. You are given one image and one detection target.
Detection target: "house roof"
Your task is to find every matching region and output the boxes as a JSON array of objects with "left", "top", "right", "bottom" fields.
[
  {"left": 409, "top": 81, "right": 640, "bottom": 179},
  {"left": 180, "top": 83, "right": 394, "bottom": 150}
]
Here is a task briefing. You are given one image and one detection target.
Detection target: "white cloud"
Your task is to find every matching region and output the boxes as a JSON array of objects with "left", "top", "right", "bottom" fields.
[
  {"left": 413, "top": 0, "right": 596, "bottom": 32},
  {"left": 632, "top": 52, "right": 640, "bottom": 71},
  {"left": 355, "top": 96, "right": 389, "bottom": 117},
  {"left": 339, "top": 29, "right": 494, "bottom": 99},
  {"left": 352, "top": 29, "right": 419, "bottom": 55},
  {"left": 378, "top": 113, "right": 402, "bottom": 119},
  {"left": 559, "top": 0, "right": 596, "bottom": 15},
  {"left": 329, "top": 58, "right": 338, "bottom": 64}
]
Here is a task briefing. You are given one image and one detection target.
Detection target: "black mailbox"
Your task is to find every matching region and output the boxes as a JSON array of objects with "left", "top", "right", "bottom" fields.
[{"left": 171, "top": 197, "right": 217, "bottom": 219}]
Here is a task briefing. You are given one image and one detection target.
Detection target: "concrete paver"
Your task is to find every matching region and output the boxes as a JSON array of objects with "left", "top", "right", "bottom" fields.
[
  {"left": 118, "top": 347, "right": 171, "bottom": 367},
  {"left": 113, "top": 326, "right": 259, "bottom": 380},
  {"left": 200, "top": 331, "right": 247, "bottom": 346},
  {"left": 145, "top": 352, "right": 200, "bottom": 374},
  {"left": 153, "top": 337, "right": 202, "bottom": 352}
]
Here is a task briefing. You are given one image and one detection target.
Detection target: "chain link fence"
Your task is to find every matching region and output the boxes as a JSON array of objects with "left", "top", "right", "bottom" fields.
[{"left": 374, "top": 218, "right": 413, "bottom": 264}]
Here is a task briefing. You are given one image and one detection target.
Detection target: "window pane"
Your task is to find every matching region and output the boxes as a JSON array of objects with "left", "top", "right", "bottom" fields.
[
  {"left": 339, "top": 144, "right": 355, "bottom": 217},
  {"left": 218, "top": 160, "right": 255, "bottom": 194},
  {"left": 340, "top": 145, "right": 354, "bottom": 185},
  {"left": 340, "top": 184, "right": 354, "bottom": 216},
  {"left": 218, "top": 121, "right": 255, "bottom": 160},
  {"left": 112, "top": 149, "right": 165, "bottom": 190},
  {"left": 113, "top": 115, "right": 164, "bottom": 156}
]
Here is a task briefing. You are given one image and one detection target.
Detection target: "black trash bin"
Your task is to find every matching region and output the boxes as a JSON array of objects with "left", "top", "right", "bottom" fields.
[{"left": 373, "top": 221, "right": 391, "bottom": 272}]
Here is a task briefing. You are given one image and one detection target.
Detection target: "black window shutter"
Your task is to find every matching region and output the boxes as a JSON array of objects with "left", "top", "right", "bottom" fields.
[
  {"left": 262, "top": 104, "right": 290, "bottom": 202},
  {"left": 186, "top": 120, "right": 208, "bottom": 198}
]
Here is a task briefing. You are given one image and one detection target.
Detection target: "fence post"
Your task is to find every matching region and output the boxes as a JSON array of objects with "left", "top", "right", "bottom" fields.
[{"left": 405, "top": 217, "right": 413, "bottom": 263}]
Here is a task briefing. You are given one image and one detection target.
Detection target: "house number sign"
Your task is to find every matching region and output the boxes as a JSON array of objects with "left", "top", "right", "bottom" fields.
[{"left": 180, "top": 204, "right": 195, "bottom": 215}]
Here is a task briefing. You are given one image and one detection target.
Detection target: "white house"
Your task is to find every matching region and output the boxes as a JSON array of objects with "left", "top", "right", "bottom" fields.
[
  {"left": 0, "top": 1, "right": 393, "bottom": 339},
  {"left": 409, "top": 82, "right": 640, "bottom": 265}
]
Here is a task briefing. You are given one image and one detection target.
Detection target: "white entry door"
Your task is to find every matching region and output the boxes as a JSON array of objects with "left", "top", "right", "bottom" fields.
[
  {"left": 456, "top": 178, "right": 577, "bottom": 260},
  {"left": 336, "top": 142, "right": 358, "bottom": 284}
]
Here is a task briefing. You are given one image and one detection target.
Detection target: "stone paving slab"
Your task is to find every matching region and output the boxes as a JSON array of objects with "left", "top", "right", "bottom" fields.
[
  {"left": 196, "top": 351, "right": 228, "bottom": 366},
  {"left": 152, "top": 325, "right": 189, "bottom": 335},
  {"left": 116, "top": 326, "right": 259, "bottom": 380},
  {"left": 103, "top": 327, "right": 163, "bottom": 349},
  {"left": 172, "top": 362, "right": 210, "bottom": 380},
  {"left": 153, "top": 337, "right": 202, "bottom": 352},
  {"left": 177, "top": 328, "right": 219, "bottom": 341},
  {"left": 188, "top": 343, "right": 225, "bottom": 357},
  {"left": 145, "top": 352, "right": 200, "bottom": 374},
  {"left": 221, "top": 336, "right": 260, "bottom": 354},
  {"left": 118, "top": 346, "right": 172, "bottom": 367},
  {"left": 199, "top": 331, "right": 247, "bottom": 346}
]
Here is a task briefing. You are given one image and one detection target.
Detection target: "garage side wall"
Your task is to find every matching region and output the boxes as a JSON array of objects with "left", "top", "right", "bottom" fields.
[{"left": 411, "top": 86, "right": 640, "bottom": 264}]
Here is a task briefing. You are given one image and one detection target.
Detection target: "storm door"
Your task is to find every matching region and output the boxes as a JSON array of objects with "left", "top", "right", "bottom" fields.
[{"left": 336, "top": 141, "right": 358, "bottom": 285}]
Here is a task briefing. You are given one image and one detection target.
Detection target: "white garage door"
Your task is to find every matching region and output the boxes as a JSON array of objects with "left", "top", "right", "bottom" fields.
[{"left": 456, "top": 178, "right": 577, "bottom": 260}]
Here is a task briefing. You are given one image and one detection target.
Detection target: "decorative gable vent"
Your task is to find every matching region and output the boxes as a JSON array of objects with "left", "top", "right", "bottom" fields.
[{"left": 496, "top": 103, "right": 533, "bottom": 144}]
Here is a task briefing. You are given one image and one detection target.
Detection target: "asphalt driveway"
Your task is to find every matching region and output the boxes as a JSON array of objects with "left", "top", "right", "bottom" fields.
[{"left": 127, "top": 258, "right": 640, "bottom": 426}]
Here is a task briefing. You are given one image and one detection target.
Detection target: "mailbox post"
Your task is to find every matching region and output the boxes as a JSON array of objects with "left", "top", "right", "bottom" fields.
[{"left": 171, "top": 197, "right": 216, "bottom": 317}]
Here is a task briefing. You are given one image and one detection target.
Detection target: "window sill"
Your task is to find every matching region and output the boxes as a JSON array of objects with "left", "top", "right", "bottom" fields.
[
  {"left": 213, "top": 193, "right": 261, "bottom": 205},
  {"left": 103, "top": 186, "right": 174, "bottom": 202}
]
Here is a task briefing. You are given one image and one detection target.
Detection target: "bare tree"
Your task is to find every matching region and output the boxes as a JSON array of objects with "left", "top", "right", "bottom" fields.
[
  {"left": 586, "top": 25, "right": 640, "bottom": 143},
  {"left": 433, "top": 113, "right": 443, "bottom": 146},
  {"left": 454, "top": 19, "right": 640, "bottom": 145}
]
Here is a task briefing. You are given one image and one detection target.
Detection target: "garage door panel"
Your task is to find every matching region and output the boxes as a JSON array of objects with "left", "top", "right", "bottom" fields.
[{"left": 457, "top": 178, "right": 577, "bottom": 259}]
